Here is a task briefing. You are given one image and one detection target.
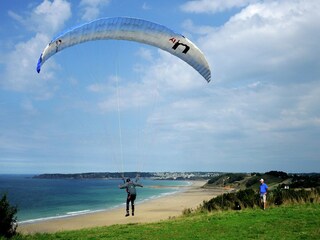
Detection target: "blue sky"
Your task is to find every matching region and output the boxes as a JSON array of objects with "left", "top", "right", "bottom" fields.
[{"left": 1, "top": 0, "right": 320, "bottom": 174}]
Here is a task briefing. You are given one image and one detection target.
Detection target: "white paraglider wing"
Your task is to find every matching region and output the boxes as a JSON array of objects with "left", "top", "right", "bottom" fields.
[{"left": 37, "top": 17, "right": 211, "bottom": 82}]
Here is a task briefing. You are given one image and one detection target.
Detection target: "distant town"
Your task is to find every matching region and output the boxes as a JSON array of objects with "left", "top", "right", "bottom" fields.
[
  {"left": 33, "top": 172, "right": 221, "bottom": 180},
  {"left": 32, "top": 171, "right": 320, "bottom": 190}
]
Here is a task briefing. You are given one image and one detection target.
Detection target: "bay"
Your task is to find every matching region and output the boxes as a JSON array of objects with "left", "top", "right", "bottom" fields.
[{"left": 0, "top": 174, "right": 189, "bottom": 223}]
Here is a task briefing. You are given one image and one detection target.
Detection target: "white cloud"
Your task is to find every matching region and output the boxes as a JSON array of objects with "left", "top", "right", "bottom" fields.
[
  {"left": 8, "top": 0, "right": 72, "bottom": 35},
  {"left": 142, "top": 2, "right": 151, "bottom": 10},
  {"left": 199, "top": 0, "right": 320, "bottom": 84},
  {"left": 127, "top": 0, "right": 320, "bottom": 171},
  {"left": 97, "top": 80, "right": 160, "bottom": 112},
  {"left": 7, "top": 10, "right": 24, "bottom": 25},
  {"left": 32, "top": 0, "right": 72, "bottom": 34},
  {"left": 2, "top": 0, "right": 71, "bottom": 95},
  {"left": 79, "top": 0, "right": 111, "bottom": 21},
  {"left": 182, "top": 19, "right": 214, "bottom": 35},
  {"left": 93, "top": 48, "right": 208, "bottom": 112},
  {"left": 3, "top": 33, "right": 52, "bottom": 94},
  {"left": 135, "top": 48, "right": 154, "bottom": 62},
  {"left": 143, "top": 50, "right": 207, "bottom": 92},
  {"left": 145, "top": 80, "right": 320, "bottom": 159},
  {"left": 181, "top": 0, "right": 258, "bottom": 13}
]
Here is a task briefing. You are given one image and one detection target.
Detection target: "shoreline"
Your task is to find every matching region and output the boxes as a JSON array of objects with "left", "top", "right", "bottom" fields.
[
  {"left": 18, "top": 182, "right": 191, "bottom": 225},
  {"left": 18, "top": 181, "right": 229, "bottom": 234}
]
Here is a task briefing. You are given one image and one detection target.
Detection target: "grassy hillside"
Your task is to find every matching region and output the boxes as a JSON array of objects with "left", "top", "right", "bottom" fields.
[
  {"left": 10, "top": 204, "right": 320, "bottom": 240},
  {"left": 205, "top": 171, "right": 320, "bottom": 191}
]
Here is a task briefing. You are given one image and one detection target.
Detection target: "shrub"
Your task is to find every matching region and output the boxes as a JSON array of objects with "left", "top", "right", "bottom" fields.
[
  {"left": 182, "top": 208, "right": 193, "bottom": 216},
  {"left": 200, "top": 187, "right": 320, "bottom": 213},
  {"left": 290, "top": 174, "right": 320, "bottom": 188},
  {"left": 236, "top": 189, "right": 259, "bottom": 208},
  {"left": 201, "top": 189, "right": 260, "bottom": 212},
  {"left": 268, "top": 187, "right": 320, "bottom": 205},
  {"left": 0, "top": 194, "right": 18, "bottom": 238},
  {"left": 265, "top": 171, "right": 288, "bottom": 179}
]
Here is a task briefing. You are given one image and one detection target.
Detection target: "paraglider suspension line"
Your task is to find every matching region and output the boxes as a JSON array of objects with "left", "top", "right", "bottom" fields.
[{"left": 116, "top": 63, "right": 124, "bottom": 174}]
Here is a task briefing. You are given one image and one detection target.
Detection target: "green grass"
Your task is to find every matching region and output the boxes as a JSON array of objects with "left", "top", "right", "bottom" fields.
[{"left": 12, "top": 204, "right": 320, "bottom": 240}]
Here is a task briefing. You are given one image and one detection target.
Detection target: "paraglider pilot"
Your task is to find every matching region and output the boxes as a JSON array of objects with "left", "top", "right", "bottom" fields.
[{"left": 119, "top": 177, "right": 143, "bottom": 217}]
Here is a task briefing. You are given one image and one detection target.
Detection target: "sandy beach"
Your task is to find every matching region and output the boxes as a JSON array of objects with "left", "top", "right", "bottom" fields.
[{"left": 18, "top": 181, "right": 229, "bottom": 234}]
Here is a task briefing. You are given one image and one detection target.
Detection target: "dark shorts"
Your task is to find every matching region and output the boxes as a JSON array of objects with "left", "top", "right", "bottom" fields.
[{"left": 128, "top": 194, "right": 136, "bottom": 201}]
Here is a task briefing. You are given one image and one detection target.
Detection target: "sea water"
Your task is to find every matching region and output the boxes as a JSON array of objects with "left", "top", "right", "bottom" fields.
[{"left": 0, "top": 174, "right": 189, "bottom": 223}]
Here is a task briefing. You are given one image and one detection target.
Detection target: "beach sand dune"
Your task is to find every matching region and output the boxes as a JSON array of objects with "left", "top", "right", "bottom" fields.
[{"left": 18, "top": 181, "right": 229, "bottom": 234}]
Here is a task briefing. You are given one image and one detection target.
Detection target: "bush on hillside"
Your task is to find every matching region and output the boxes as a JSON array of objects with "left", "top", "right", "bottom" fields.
[
  {"left": 207, "top": 173, "right": 246, "bottom": 185},
  {"left": 0, "top": 194, "right": 18, "bottom": 238},
  {"left": 236, "top": 189, "right": 260, "bottom": 208},
  {"left": 245, "top": 176, "right": 260, "bottom": 188},
  {"left": 265, "top": 171, "right": 288, "bottom": 179},
  {"left": 201, "top": 189, "right": 260, "bottom": 211},
  {"left": 200, "top": 187, "right": 320, "bottom": 213},
  {"left": 270, "top": 187, "right": 320, "bottom": 205},
  {"left": 290, "top": 174, "right": 320, "bottom": 188},
  {"left": 250, "top": 172, "right": 262, "bottom": 177}
]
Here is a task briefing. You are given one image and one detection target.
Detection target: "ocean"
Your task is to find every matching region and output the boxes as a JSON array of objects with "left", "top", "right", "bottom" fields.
[{"left": 0, "top": 174, "right": 189, "bottom": 223}]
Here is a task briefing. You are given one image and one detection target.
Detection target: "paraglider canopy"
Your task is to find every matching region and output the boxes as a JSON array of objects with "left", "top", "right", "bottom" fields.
[{"left": 36, "top": 17, "right": 211, "bottom": 82}]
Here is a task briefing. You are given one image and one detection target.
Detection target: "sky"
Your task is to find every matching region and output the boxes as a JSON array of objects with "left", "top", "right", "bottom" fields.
[{"left": 0, "top": 0, "right": 320, "bottom": 174}]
